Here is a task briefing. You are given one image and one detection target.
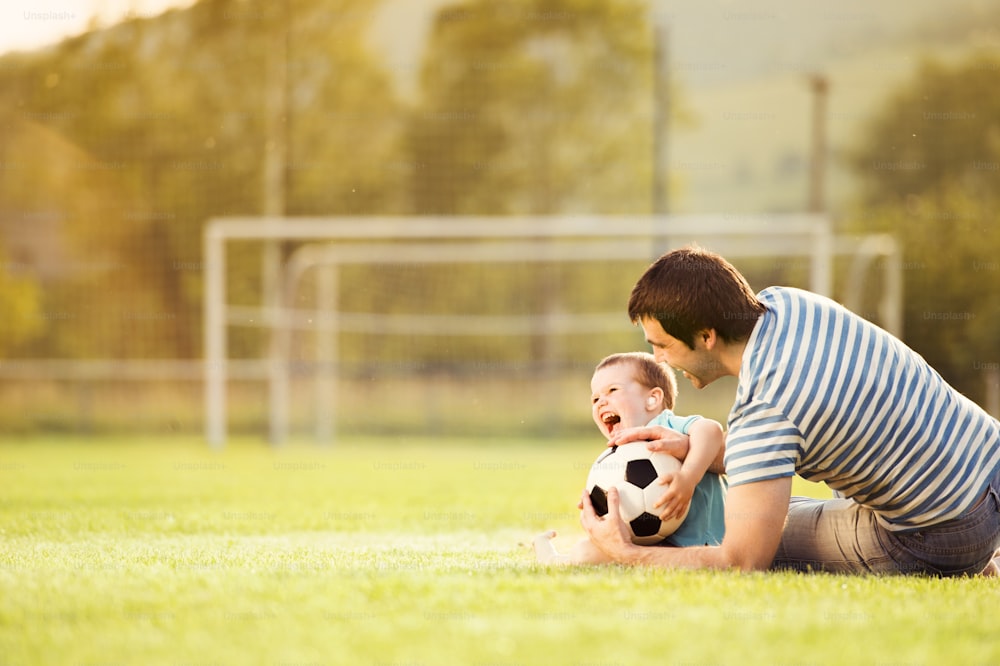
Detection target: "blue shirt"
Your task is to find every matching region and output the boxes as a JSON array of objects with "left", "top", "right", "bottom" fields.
[
  {"left": 725, "top": 286, "right": 1000, "bottom": 531},
  {"left": 649, "top": 409, "right": 728, "bottom": 547}
]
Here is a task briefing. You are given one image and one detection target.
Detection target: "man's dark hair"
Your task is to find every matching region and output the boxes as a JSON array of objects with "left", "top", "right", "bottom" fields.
[{"left": 627, "top": 246, "right": 766, "bottom": 349}]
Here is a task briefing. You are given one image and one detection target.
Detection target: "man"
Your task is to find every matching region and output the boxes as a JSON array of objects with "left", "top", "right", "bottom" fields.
[{"left": 581, "top": 247, "right": 1000, "bottom": 575}]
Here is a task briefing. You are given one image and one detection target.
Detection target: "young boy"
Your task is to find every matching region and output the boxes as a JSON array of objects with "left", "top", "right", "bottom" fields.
[{"left": 533, "top": 352, "right": 727, "bottom": 564}]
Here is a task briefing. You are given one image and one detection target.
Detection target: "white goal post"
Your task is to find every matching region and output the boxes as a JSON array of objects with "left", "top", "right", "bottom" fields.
[{"left": 202, "top": 214, "right": 901, "bottom": 447}]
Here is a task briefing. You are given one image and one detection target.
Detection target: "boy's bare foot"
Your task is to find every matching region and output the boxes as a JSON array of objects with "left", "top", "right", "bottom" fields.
[{"left": 532, "top": 530, "right": 567, "bottom": 564}]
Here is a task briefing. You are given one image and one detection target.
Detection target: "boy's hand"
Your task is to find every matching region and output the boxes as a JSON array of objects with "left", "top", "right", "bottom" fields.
[
  {"left": 653, "top": 468, "right": 696, "bottom": 521},
  {"left": 606, "top": 425, "right": 690, "bottom": 462}
]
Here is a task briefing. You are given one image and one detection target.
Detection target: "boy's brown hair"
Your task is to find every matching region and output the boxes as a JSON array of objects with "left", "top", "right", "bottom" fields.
[
  {"left": 627, "top": 246, "right": 766, "bottom": 349},
  {"left": 595, "top": 352, "right": 677, "bottom": 411}
]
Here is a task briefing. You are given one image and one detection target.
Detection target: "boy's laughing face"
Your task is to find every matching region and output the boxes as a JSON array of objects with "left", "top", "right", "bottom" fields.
[{"left": 590, "top": 363, "right": 662, "bottom": 439}]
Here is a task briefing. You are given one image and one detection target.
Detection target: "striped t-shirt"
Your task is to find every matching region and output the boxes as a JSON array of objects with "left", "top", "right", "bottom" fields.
[{"left": 724, "top": 286, "right": 1000, "bottom": 531}]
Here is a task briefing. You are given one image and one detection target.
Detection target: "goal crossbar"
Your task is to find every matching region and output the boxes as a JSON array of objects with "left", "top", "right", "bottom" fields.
[
  {"left": 206, "top": 214, "right": 828, "bottom": 242},
  {"left": 203, "top": 214, "right": 837, "bottom": 447}
]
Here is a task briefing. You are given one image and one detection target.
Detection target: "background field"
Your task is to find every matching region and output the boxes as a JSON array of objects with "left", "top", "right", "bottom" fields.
[{"left": 2, "top": 436, "right": 997, "bottom": 666}]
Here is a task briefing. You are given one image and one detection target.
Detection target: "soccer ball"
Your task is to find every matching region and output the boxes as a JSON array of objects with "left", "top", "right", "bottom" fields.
[{"left": 585, "top": 443, "right": 689, "bottom": 545}]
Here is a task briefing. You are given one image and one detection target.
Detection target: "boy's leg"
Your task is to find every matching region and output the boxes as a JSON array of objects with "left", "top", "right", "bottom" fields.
[
  {"left": 532, "top": 531, "right": 571, "bottom": 564},
  {"left": 532, "top": 531, "right": 613, "bottom": 565},
  {"left": 566, "top": 537, "right": 613, "bottom": 564}
]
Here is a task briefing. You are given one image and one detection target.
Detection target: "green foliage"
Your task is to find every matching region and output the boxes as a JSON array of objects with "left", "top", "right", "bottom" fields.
[
  {"left": 850, "top": 52, "right": 1000, "bottom": 207},
  {"left": 848, "top": 51, "right": 1000, "bottom": 404},
  {"left": 0, "top": 105, "right": 165, "bottom": 357},
  {"left": 1, "top": 437, "right": 995, "bottom": 665},
  {"left": 354, "top": 0, "right": 667, "bottom": 370},
  {"left": 410, "top": 0, "right": 656, "bottom": 215},
  {"left": 0, "top": 0, "right": 671, "bottom": 373},
  {"left": 0, "top": 0, "right": 407, "bottom": 360},
  {"left": 0, "top": 242, "right": 41, "bottom": 356}
]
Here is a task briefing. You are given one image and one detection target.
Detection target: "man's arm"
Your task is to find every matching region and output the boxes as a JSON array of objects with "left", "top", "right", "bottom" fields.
[
  {"left": 607, "top": 424, "right": 726, "bottom": 476},
  {"left": 580, "top": 476, "right": 792, "bottom": 571}
]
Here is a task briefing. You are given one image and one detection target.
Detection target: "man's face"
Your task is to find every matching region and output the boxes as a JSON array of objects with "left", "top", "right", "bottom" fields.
[{"left": 639, "top": 317, "right": 721, "bottom": 390}]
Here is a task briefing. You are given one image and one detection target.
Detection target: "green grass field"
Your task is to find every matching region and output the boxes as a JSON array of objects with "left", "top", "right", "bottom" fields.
[{"left": 1, "top": 436, "right": 997, "bottom": 666}]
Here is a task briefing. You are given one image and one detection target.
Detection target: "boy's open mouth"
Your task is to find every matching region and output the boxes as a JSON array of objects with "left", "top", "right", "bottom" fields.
[{"left": 602, "top": 412, "right": 621, "bottom": 435}]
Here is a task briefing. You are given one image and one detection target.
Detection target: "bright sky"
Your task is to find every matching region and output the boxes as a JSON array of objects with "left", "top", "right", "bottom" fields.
[
  {"left": 0, "top": 0, "right": 196, "bottom": 56},
  {"left": 0, "top": 0, "right": 439, "bottom": 96}
]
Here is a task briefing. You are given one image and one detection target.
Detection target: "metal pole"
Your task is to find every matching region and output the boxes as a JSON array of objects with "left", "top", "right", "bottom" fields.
[
  {"left": 204, "top": 226, "right": 227, "bottom": 448},
  {"left": 264, "top": 0, "right": 290, "bottom": 445},
  {"left": 807, "top": 75, "right": 831, "bottom": 298},
  {"left": 315, "top": 265, "right": 338, "bottom": 444},
  {"left": 652, "top": 24, "right": 669, "bottom": 218},
  {"left": 808, "top": 74, "right": 828, "bottom": 214},
  {"left": 810, "top": 215, "right": 834, "bottom": 298}
]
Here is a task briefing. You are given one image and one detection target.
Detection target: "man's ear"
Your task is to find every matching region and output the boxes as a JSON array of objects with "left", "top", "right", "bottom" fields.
[{"left": 697, "top": 328, "right": 718, "bottom": 350}]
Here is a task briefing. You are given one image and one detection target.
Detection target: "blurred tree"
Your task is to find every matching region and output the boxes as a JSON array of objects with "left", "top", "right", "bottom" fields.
[
  {"left": 0, "top": 106, "right": 164, "bottom": 358},
  {"left": 0, "top": 0, "right": 678, "bottom": 375},
  {"left": 0, "top": 0, "right": 405, "bottom": 360},
  {"left": 383, "top": 0, "right": 669, "bottom": 371},
  {"left": 848, "top": 51, "right": 1000, "bottom": 406},
  {"left": 0, "top": 241, "right": 41, "bottom": 356},
  {"left": 410, "top": 0, "right": 658, "bottom": 215}
]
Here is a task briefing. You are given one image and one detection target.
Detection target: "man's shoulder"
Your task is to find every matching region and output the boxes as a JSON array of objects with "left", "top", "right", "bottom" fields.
[
  {"left": 756, "top": 285, "right": 825, "bottom": 307},
  {"left": 753, "top": 286, "right": 853, "bottom": 338}
]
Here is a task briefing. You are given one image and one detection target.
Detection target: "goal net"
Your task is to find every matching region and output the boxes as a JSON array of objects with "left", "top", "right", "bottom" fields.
[{"left": 203, "top": 214, "right": 900, "bottom": 447}]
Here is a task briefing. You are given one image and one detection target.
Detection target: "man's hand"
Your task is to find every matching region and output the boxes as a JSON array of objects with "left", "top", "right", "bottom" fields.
[
  {"left": 609, "top": 422, "right": 726, "bottom": 477},
  {"left": 579, "top": 487, "right": 639, "bottom": 562},
  {"left": 607, "top": 425, "right": 691, "bottom": 461},
  {"left": 582, "top": 477, "right": 792, "bottom": 571}
]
